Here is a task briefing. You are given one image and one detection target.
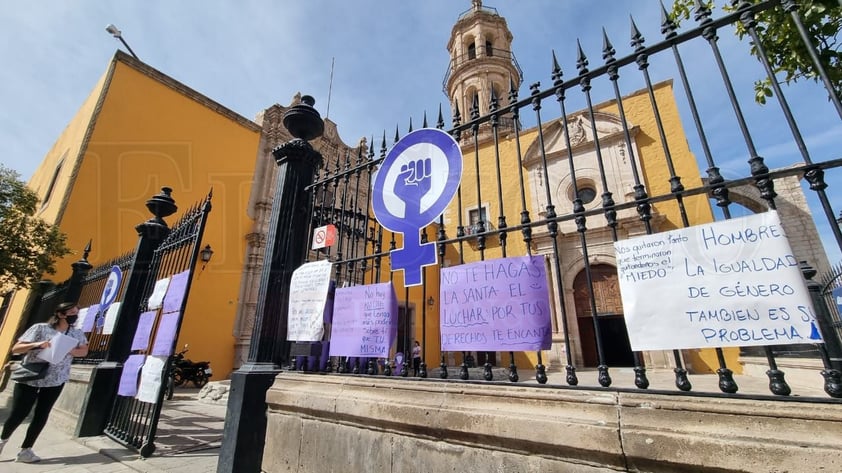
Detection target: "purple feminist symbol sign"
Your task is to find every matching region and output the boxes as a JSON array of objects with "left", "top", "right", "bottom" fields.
[{"left": 372, "top": 129, "right": 462, "bottom": 286}]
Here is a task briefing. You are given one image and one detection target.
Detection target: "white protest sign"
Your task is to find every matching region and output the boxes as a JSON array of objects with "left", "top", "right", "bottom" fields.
[
  {"left": 75, "top": 307, "right": 90, "bottom": 331},
  {"left": 147, "top": 277, "right": 170, "bottom": 310},
  {"left": 102, "top": 301, "right": 122, "bottom": 335},
  {"left": 614, "top": 211, "right": 820, "bottom": 351},
  {"left": 286, "top": 260, "right": 333, "bottom": 342},
  {"left": 135, "top": 355, "right": 167, "bottom": 404}
]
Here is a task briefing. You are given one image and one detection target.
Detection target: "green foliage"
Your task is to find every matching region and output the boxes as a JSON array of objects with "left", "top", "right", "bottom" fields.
[
  {"left": 671, "top": 0, "right": 842, "bottom": 104},
  {"left": 0, "top": 165, "right": 70, "bottom": 291}
]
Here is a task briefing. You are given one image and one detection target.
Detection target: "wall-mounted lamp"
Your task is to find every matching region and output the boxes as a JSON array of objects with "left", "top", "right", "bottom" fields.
[
  {"left": 200, "top": 244, "right": 214, "bottom": 264},
  {"left": 427, "top": 296, "right": 435, "bottom": 306},
  {"left": 105, "top": 23, "right": 140, "bottom": 60},
  {"left": 199, "top": 244, "right": 214, "bottom": 274}
]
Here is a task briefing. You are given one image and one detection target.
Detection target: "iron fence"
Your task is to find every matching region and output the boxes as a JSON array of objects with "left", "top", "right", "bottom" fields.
[
  {"left": 292, "top": 0, "right": 842, "bottom": 400},
  {"left": 103, "top": 192, "right": 211, "bottom": 457},
  {"left": 72, "top": 250, "right": 136, "bottom": 364}
]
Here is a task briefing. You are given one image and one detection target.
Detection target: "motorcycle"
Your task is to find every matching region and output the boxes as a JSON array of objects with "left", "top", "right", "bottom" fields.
[{"left": 165, "top": 344, "right": 212, "bottom": 400}]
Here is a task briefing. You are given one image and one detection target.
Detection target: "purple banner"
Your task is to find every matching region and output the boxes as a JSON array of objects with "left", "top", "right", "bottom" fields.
[
  {"left": 328, "top": 282, "right": 398, "bottom": 357},
  {"left": 151, "top": 311, "right": 180, "bottom": 356},
  {"left": 81, "top": 304, "right": 100, "bottom": 332},
  {"left": 131, "top": 310, "right": 157, "bottom": 351},
  {"left": 118, "top": 354, "right": 145, "bottom": 397},
  {"left": 162, "top": 270, "right": 189, "bottom": 314},
  {"left": 440, "top": 255, "right": 552, "bottom": 351}
]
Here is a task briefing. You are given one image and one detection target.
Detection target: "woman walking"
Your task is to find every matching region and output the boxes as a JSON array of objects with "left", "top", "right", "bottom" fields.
[{"left": 0, "top": 302, "right": 88, "bottom": 463}]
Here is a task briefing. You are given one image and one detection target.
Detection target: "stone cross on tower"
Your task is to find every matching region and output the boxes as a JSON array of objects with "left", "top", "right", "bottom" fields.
[{"left": 472, "top": 0, "right": 482, "bottom": 11}]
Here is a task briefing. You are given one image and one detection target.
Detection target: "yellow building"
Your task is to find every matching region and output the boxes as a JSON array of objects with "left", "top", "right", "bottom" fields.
[{"left": 0, "top": 51, "right": 261, "bottom": 379}]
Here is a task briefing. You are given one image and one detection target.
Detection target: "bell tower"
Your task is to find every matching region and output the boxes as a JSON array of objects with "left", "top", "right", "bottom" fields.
[{"left": 444, "top": 0, "right": 522, "bottom": 126}]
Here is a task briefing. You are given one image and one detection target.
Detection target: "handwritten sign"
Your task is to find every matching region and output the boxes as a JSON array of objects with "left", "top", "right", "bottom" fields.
[
  {"left": 81, "top": 304, "right": 99, "bottom": 332},
  {"left": 102, "top": 301, "right": 121, "bottom": 335},
  {"left": 151, "top": 311, "right": 180, "bottom": 356},
  {"left": 147, "top": 277, "right": 170, "bottom": 310},
  {"left": 287, "top": 260, "right": 333, "bottom": 341},
  {"left": 163, "top": 270, "right": 190, "bottom": 313},
  {"left": 76, "top": 307, "right": 91, "bottom": 332},
  {"left": 131, "top": 310, "right": 157, "bottom": 351},
  {"left": 136, "top": 355, "right": 166, "bottom": 404},
  {"left": 614, "top": 211, "right": 819, "bottom": 351},
  {"left": 118, "top": 354, "right": 145, "bottom": 397},
  {"left": 439, "top": 255, "right": 552, "bottom": 351},
  {"left": 328, "top": 282, "right": 398, "bottom": 357}
]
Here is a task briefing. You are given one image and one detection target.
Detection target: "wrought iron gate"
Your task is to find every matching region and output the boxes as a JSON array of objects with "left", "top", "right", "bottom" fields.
[
  {"left": 103, "top": 191, "right": 212, "bottom": 457},
  {"left": 291, "top": 0, "right": 842, "bottom": 397}
]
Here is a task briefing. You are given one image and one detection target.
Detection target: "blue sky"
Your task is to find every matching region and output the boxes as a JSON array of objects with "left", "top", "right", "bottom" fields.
[{"left": 1, "top": 0, "right": 840, "bottom": 263}]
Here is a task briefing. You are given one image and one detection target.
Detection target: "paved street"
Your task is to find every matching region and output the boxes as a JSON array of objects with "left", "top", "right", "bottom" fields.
[{"left": 0, "top": 388, "right": 226, "bottom": 473}]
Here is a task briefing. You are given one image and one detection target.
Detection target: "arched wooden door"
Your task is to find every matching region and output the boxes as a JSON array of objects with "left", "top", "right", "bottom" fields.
[{"left": 574, "top": 264, "right": 634, "bottom": 367}]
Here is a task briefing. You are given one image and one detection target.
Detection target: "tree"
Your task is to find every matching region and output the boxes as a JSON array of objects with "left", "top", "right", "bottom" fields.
[
  {"left": 0, "top": 165, "right": 70, "bottom": 291},
  {"left": 671, "top": 0, "right": 842, "bottom": 104}
]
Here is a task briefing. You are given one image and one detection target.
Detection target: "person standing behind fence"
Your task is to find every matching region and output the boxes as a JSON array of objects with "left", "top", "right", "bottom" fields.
[
  {"left": 0, "top": 302, "right": 88, "bottom": 463},
  {"left": 411, "top": 340, "right": 422, "bottom": 377}
]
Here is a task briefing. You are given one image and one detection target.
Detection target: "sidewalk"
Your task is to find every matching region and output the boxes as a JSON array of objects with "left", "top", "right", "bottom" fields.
[{"left": 0, "top": 388, "right": 226, "bottom": 472}]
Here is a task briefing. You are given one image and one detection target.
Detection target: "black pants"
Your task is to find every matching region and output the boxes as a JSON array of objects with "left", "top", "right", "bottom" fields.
[
  {"left": 412, "top": 357, "right": 421, "bottom": 376},
  {"left": 1, "top": 382, "right": 64, "bottom": 448}
]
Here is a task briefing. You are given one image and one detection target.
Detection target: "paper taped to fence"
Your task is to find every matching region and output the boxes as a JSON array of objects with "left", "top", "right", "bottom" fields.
[
  {"left": 328, "top": 282, "right": 398, "bottom": 357},
  {"left": 118, "top": 354, "right": 145, "bottom": 397},
  {"left": 287, "top": 260, "right": 333, "bottom": 342},
  {"left": 614, "top": 211, "right": 820, "bottom": 351},
  {"left": 439, "top": 255, "right": 552, "bottom": 352},
  {"left": 136, "top": 355, "right": 166, "bottom": 404}
]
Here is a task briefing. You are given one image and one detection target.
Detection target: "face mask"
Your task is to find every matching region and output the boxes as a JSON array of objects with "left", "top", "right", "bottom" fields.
[{"left": 65, "top": 315, "right": 78, "bottom": 325}]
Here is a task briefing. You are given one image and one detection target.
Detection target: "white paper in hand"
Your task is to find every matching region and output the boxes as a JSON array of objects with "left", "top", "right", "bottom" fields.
[{"left": 36, "top": 332, "right": 79, "bottom": 364}]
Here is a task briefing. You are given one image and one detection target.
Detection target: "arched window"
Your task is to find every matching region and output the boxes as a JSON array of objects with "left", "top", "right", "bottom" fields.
[
  {"left": 485, "top": 40, "right": 493, "bottom": 57},
  {"left": 468, "top": 42, "right": 476, "bottom": 60}
]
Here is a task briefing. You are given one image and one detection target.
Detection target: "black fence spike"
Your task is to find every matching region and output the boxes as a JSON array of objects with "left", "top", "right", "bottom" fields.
[
  {"left": 660, "top": 1, "right": 678, "bottom": 38},
  {"left": 453, "top": 100, "right": 462, "bottom": 125},
  {"left": 508, "top": 74, "right": 519, "bottom": 103},
  {"left": 422, "top": 111, "right": 428, "bottom": 128},
  {"left": 408, "top": 117, "right": 414, "bottom": 133},
  {"left": 470, "top": 92, "right": 480, "bottom": 121},
  {"left": 380, "top": 131, "right": 387, "bottom": 156},
  {"left": 576, "top": 39, "right": 589, "bottom": 74},
  {"left": 489, "top": 83, "right": 499, "bottom": 111},
  {"left": 631, "top": 16, "right": 645, "bottom": 51},
  {"left": 437, "top": 104, "right": 445, "bottom": 129},
  {"left": 602, "top": 28, "right": 616, "bottom": 62},
  {"left": 693, "top": 0, "right": 713, "bottom": 24},
  {"left": 551, "top": 50, "right": 562, "bottom": 84}
]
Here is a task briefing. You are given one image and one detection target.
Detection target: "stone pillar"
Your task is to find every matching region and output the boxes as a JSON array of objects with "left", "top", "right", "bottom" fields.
[
  {"left": 76, "top": 188, "right": 177, "bottom": 437},
  {"left": 217, "top": 96, "right": 324, "bottom": 473}
]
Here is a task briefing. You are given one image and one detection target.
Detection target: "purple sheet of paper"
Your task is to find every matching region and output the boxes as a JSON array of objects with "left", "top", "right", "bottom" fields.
[
  {"left": 439, "top": 255, "right": 552, "bottom": 351},
  {"left": 81, "top": 303, "right": 100, "bottom": 332},
  {"left": 162, "top": 270, "right": 190, "bottom": 314},
  {"left": 131, "top": 311, "right": 157, "bottom": 351},
  {"left": 151, "top": 311, "right": 180, "bottom": 356},
  {"left": 328, "top": 282, "right": 398, "bottom": 357},
  {"left": 118, "top": 354, "right": 146, "bottom": 397}
]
